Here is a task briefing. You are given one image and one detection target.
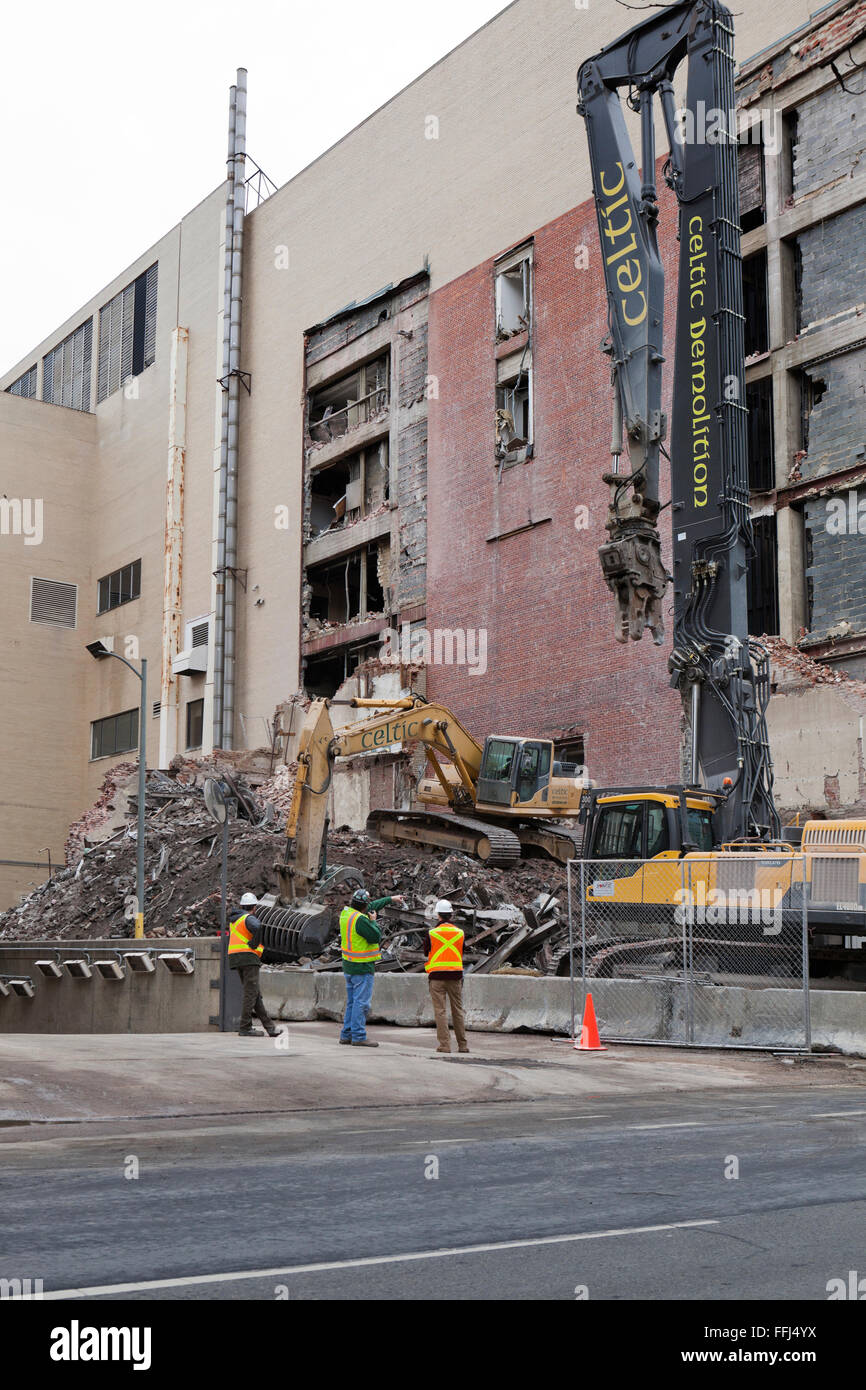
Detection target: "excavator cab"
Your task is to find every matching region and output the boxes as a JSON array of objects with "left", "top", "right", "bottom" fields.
[{"left": 477, "top": 737, "right": 555, "bottom": 808}]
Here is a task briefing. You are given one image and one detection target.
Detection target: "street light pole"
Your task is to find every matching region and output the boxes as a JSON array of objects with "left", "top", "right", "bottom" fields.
[
  {"left": 136, "top": 659, "right": 147, "bottom": 939},
  {"left": 86, "top": 643, "right": 148, "bottom": 939}
]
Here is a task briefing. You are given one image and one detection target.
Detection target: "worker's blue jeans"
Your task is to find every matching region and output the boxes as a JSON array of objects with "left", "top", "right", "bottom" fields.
[{"left": 341, "top": 972, "right": 375, "bottom": 1042}]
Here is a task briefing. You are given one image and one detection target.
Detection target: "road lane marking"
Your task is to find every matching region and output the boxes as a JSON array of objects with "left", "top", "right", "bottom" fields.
[
  {"left": 546, "top": 1114, "right": 612, "bottom": 1121},
  {"left": 38, "top": 1219, "right": 718, "bottom": 1299},
  {"left": 404, "top": 1138, "right": 474, "bottom": 1145},
  {"left": 328, "top": 1128, "right": 405, "bottom": 1136},
  {"left": 811, "top": 1110, "right": 866, "bottom": 1119},
  {"left": 628, "top": 1122, "right": 704, "bottom": 1131}
]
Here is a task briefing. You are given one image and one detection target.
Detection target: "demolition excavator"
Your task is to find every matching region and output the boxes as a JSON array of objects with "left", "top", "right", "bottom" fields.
[
  {"left": 250, "top": 695, "right": 591, "bottom": 956},
  {"left": 573, "top": 0, "right": 866, "bottom": 968}
]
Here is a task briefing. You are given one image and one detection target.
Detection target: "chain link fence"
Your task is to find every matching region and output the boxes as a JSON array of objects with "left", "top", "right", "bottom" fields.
[{"left": 566, "top": 855, "right": 810, "bottom": 1049}]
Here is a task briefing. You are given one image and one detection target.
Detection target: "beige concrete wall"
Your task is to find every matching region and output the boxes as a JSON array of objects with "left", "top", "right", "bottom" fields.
[
  {"left": 768, "top": 680, "right": 866, "bottom": 815},
  {"left": 0, "top": 395, "right": 97, "bottom": 907},
  {"left": 0, "top": 0, "right": 819, "bottom": 909},
  {"left": 0, "top": 191, "right": 224, "bottom": 907}
]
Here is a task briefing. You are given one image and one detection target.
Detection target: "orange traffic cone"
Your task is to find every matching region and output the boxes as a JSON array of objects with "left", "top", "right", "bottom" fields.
[{"left": 575, "top": 992, "right": 607, "bottom": 1051}]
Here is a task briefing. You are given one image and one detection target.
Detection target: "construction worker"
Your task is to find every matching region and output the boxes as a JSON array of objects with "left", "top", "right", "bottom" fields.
[
  {"left": 228, "top": 892, "right": 281, "bottom": 1038},
  {"left": 425, "top": 900, "right": 469, "bottom": 1054},
  {"left": 339, "top": 887, "right": 405, "bottom": 1047}
]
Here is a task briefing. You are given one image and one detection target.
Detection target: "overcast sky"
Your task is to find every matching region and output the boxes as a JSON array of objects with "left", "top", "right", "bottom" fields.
[{"left": 2, "top": 0, "right": 510, "bottom": 369}]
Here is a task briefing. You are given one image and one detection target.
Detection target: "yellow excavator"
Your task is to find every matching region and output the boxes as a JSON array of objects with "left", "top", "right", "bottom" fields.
[{"left": 275, "top": 694, "right": 592, "bottom": 904}]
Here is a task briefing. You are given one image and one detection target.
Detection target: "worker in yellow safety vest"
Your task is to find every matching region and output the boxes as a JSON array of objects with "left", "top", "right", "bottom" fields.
[
  {"left": 425, "top": 900, "right": 469, "bottom": 1054},
  {"left": 339, "top": 887, "right": 404, "bottom": 1047},
  {"left": 227, "top": 892, "right": 281, "bottom": 1038}
]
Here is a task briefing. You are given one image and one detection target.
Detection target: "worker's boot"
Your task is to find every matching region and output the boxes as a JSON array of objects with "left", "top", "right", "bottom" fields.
[
  {"left": 238, "top": 1026, "right": 261, "bottom": 1037},
  {"left": 264, "top": 1024, "right": 281, "bottom": 1038},
  {"left": 352, "top": 1039, "right": 379, "bottom": 1047}
]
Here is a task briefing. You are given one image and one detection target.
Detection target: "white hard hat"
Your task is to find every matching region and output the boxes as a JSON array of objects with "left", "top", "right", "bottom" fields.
[
  {"left": 435, "top": 899, "right": 453, "bottom": 916},
  {"left": 240, "top": 892, "right": 259, "bottom": 907}
]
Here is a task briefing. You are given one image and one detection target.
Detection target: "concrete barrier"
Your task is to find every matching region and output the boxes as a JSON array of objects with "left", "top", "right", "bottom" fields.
[
  {"left": 0, "top": 940, "right": 220, "bottom": 1033},
  {"left": 261, "top": 969, "right": 866, "bottom": 1055}
]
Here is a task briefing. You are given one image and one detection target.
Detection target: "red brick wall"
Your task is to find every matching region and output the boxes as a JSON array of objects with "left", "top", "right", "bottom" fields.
[{"left": 425, "top": 182, "right": 683, "bottom": 786}]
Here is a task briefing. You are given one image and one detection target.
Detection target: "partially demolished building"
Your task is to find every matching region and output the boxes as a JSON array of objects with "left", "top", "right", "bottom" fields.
[{"left": 1, "top": 0, "right": 864, "bottom": 910}]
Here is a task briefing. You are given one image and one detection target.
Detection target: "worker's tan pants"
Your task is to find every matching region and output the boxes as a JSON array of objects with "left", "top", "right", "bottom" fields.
[{"left": 429, "top": 977, "right": 467, "bottom": 1051}]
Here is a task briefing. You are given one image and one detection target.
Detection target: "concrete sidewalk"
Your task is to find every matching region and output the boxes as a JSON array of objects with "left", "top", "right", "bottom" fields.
[{"left": 1, "top": 1023, "right": 861, "bottom": 1127}]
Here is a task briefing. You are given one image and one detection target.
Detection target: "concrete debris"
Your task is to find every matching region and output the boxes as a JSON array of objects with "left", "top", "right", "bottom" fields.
[
  {"left": 0, "top": 757, "right": 284, "bottom": 943},
  {"left": 0, "top": 773, "right": 574, "bottom": 974},
  {"left": 764, "top": 635, "right": 866, "bottom": 703},
  {"left": 298, "top": 832, "right": 574, "bottom": 977}
]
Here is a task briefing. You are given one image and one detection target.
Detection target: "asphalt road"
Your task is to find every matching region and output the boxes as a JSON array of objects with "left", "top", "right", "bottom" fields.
[{"left": 2, "top": 1082, "right": 865, "bottom": 1301}]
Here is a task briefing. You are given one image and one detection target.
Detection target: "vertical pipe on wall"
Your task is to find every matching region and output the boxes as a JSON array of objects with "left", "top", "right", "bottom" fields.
[
  {"left": 159, "top": 327, "right": 189, "bottom": 769},
  {"left": 222, "top": 67, "right": 247, "bottom": 751},
  {"left": 213, "top": 81, "right": 237, "bottom": 751}
]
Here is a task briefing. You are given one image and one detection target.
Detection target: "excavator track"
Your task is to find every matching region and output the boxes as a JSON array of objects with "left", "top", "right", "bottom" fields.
[
  {"left": 366, "top": 809, "right": 522, "bottom": 867},
  {"left": 515, "top": 822, "right": 584, "bottom": 864}
]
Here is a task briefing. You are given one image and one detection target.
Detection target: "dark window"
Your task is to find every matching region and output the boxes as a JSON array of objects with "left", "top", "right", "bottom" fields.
[
  {"left": 483, "top": 739, "right": 517, "bottom": 782},
  {"left": 593, "top": 803, "right": 644, "bottom": 860},
  {"left": 800, "top": 371, "right": 826, "bottom": 451},
  {"left": 554, "top": 736, "right": 585, "bottom": 774},
  {"left": 91, "top": 708, "right": 139, "bottom": 760},
  {"left": 6, "top": 365, "right": 37, "bottom": 399},
  {"left": 646, "top": 803, "right": 670, "bottom": 858},
  {"left": 686, "top": 808, "right": 715, "bottom": 852},
  {"left": 186, "top": 699, "right": 204, "bottom": 750},
  {"left": 97, "top": 263, "right": 158, "bottom": 403},
  {"left": 43, "top": 320, "right": 93, "bottom": 411},
  {"left": 747, "top": 514, "right": 780, "bottom": 637},
  {"left": 804, "top": 520, "right": 814, "bottom": 629},
  {"left": 97, "top": 560, "right": 141, "bottom": 614},
  {"left": 742, "top": 252, "right": 769, "bottom": 357},
  {"left": 746, "top": 378, "right": 774, "bottom": 491},
  {"left": 738, "top": 140, "right": 765, "bottom": 232}
]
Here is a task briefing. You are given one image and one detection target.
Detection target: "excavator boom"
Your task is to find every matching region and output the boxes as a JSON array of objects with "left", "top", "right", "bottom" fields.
[{"left": 578, "top": 0, "right": 778, "bottom": 841}]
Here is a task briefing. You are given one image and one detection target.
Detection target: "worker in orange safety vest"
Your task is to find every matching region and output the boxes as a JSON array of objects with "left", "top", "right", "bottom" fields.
[
  {"left": 425, "top": 900, "right": 470, "bottom": 1055},
  {"left": 227, "top": 892, "right": 281, "bottom": 1038}
]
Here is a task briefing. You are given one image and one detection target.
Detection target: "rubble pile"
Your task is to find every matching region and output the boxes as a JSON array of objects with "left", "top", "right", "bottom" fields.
[
  {"left": 1, "top": 768, "right": 576, "bottom": 973},
  {"left": 0, "top": 761, "right": 284, "bottom": 943},
  {"left": 764, "top": 635, "right": 866, "bottom": 701},
  {"left": 305, "top": 830, "right": 574, "bottom": 977}
]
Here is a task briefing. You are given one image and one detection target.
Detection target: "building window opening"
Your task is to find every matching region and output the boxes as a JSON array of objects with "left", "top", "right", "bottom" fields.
[
  {"left": 495, "top": 253, "right": 532, "bottom": 340},
  {"left": 307, "top": 544, "right": 387, "bottom": 627},
  {"left": 553, "top": 736, "right": 585, "bottom": 775},
  {"left": 496, "top": 367, "right": 532, "bottom": 462},
  {"left": 97, "top": 262, "right": 158, "bottom": 404},
  {"left": 743, "top": 251, "right": 769, "bottom": 358},
  {"left": 738, "top": 137, "right": 765, "bottom": 232},
  {"left": 91, "top": 708, "right": 139, "bottom": 760},
  {"left": 801, "top": 371, "right": 827, "bottom": 452},
  {"left": 186, "top": 699, "right": 204, "bottom": 751},
  {"left": 746, "top": 378, "right": 774, "bottom": 492},
  {"left": 747, "top": 513, "right": 779, "bottom": 637},
  {"left": 309, "top": 443, "right": 389, "bottom": 536},
  {"left": 308, "top": 354, "right": 389, "bottom": 443},
  {"left": 97, "top": 559, "right": 141, "bottom": 614}
]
